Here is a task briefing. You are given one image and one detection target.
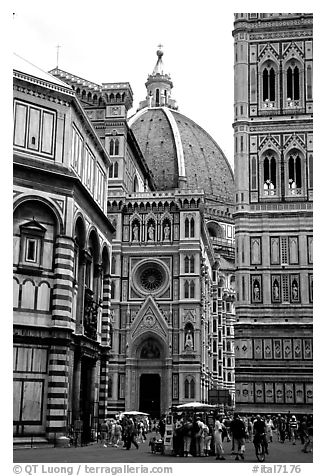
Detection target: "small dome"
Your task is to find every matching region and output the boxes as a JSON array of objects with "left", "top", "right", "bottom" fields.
[{"left": 129, "top": 106, "right": 234, "bottom": 203}]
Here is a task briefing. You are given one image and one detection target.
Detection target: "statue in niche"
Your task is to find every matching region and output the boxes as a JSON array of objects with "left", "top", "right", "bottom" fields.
[
  {"left": 163, "top": 223, "right": 170, "bottom": 241},
  {"left": 273, "top": 280, "right": 279, "bottom": 300},
  {"left": 184, "top": 329, "right": 194, "bottom": 349},
  {"left": 292, "top": 281, "right": 298, "bottom": 300},
  {"left": 148, "top": 223, "right": 154, "bottom": 241},
  {"left": 132, "top": 223, "right": 139, "bottom": 241},
  {"left": 253, "top": 281, "right": 260, "bottom": 301}
]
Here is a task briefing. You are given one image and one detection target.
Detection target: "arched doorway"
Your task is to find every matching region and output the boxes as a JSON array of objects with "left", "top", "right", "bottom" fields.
[{"left": 139, "top": 374, "right": 161, "bottom": 417}]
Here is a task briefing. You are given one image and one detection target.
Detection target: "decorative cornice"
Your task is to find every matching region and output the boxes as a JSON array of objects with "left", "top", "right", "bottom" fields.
[
  {"left": 249, "top": 30, "right": 312, "bottom": 41},
  {"left": 13, "top": 84, "right": 70, "bottom": 106},
  {"left": 14, "top": 70, "right": 74, "bottom": 97}
]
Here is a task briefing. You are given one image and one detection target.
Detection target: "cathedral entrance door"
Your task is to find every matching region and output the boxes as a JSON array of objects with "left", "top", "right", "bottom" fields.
[{"left": 139, "top": 374, "right": 160, "bottom": 418}]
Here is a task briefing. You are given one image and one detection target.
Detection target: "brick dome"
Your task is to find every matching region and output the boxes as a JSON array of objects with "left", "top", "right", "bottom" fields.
[{"left": 129, "top": 106, "right": 234, "bottom": 203}]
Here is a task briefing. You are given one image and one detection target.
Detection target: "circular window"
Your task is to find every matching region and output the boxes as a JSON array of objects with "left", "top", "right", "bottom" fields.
[
  {"left": 140, "top": 267, "right": 164, "bottom": 291},
  {"left": 132, "top": 259, "right": 170, "bottom": 296}
]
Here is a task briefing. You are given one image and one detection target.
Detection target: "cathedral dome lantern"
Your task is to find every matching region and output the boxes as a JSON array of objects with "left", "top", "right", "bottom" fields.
[{"left": 139, "top": 46, "right": 178, "bottom": 110}]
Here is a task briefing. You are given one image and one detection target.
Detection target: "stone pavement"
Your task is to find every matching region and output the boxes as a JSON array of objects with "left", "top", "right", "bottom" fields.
[{"left": 13, "top": 435, "right": 313, "bottom": 464}]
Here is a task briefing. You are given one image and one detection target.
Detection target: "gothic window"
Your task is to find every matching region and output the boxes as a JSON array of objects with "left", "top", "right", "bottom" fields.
[
  {"left": 109, "top": 139, "right": 114, "bottom": 155},
  {"left": 114, "top": 162, "right": 119, "bottom": 178},
  {"left": 287, "top": 65, "right": 300, "bottom": 100},
  {"left": 190, "top": 379, "right": 195, "bottom": 399},
  {"left": 114, "top": 139, "right": 119, "bottom": 155},
  {"left": 227, "top": 372, "right": 232, "bottom": 382},
  {"left": 109, "top": 138, "right": 120, "bottom": 156},
  {"left": 190, "top": 255, "right": 195, "bottom": 273},
  {"left": 185, "top": 217, "right": 195, "bottom": 237},
  {"left": 263, "top": 153, "right": 277, "bottom": 195},
  {"left": 190, "top": 280, "right": 195, "bottom": 298},
  {"left": 227, "top": 357, "right": 232, "bottom": 367},
  {"left": 190, "top": 217, "right": 195, "bottom": 237},
  {"left": 184, "top": 379, "right": 189, "bottom": 399},
  {"left": 226, "top": 341, "right": 231, "bottom": 352},
  {"left": 108, "top": 164, "right": 114, "bottom": 178},
  {"left": 262, "top": 66, "right": 276, "bottom": 102},
  {"left": 184, "top": 280, "right": 189, "bottom": 298},
  {"left": 288, "top": 152, "right": 302, "bottom": 193},
  {"left": 184, "top": 256, "right": 189, "bottom": 273}
]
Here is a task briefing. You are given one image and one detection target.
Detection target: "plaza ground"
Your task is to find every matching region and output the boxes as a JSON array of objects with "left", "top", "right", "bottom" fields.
[{"left": 13, "top": 434, "right": 312, "bottom": 464}]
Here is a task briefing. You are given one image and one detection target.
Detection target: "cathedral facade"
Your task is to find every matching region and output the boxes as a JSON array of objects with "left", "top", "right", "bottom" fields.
[
  {"left": 233, "top": 13, "right": 313, "bottom": 414},
  {"left": 13, "top": 47, "right": 236, "bottom": 442}
]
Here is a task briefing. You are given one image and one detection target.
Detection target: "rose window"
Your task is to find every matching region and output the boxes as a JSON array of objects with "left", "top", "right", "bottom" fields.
[
  {"left": 140, "top": 267, "right": 164, "bottom": 291},
  {"left": 132, "top": 259, "right": 170, "bottom": 296}
]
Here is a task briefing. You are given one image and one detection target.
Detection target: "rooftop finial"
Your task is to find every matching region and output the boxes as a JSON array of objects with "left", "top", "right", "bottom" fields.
[
  {"left": 157, "top": 44, "right": 164, "bottom": 58},
  {"left": 56, "top": 44, "right": 61, "bottom": 69}
]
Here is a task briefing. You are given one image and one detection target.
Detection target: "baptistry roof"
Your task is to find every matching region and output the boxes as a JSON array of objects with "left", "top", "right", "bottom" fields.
[{"left": 128, "top": 48, "right": 234, "bottom": 203}]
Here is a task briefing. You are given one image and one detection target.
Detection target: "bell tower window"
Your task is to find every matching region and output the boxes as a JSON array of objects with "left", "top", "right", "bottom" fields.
[
  {"left": 263, "top": 154, "right": 277, "bottom": 196},
  {"left": 287, "top": 65, "right": 300, "bottom": 100},
  {"left": 263, "top": 67, "right": 275, "bottom": 102}
]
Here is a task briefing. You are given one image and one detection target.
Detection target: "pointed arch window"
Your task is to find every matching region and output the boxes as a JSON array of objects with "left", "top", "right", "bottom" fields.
[
  {"left": 184, "top": 379, "right": 189, "bottom": 399},
  {"left": 184, "top": 280, "right": 189, "bottom": 299},
  {"left": 184, "top": 256, "right": 190, "bottom": 273},
  {"left": 263, "top": 154, "right": 277, "bottom": 195},
  {"left": 155, "top": 89, "right": 160, "bottom": 107},
  {"left": 114, "top": 162, "right": 119, "bottom": 178},
  {"left": 190, "top": 217, "right": 195, "bottom": 237},
  {"left": 190, "top": 379, "right": 195, "bottom": 399},
  {"left": 287, "top": 65, "right": 300, "bottom": 101},
  {"left": 190, "top": 280, "right": 195, "bottom": 298},
  {"left": 109, "top": 138, "right": 120, "bottom": 156},
  {"left": 263, "top": 66, "right": 276, "bottom": 102},
  {"left": 288, "top": 153, "right": 302, "bottom": 195}
]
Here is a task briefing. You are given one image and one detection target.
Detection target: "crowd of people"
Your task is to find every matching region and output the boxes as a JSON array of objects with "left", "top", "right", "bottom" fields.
[
  {"left": 169, "top": 412, "right": 313, "bottom": 459},
  {"left": 98, "top": 412, "right": 313, "bottom": 459}
]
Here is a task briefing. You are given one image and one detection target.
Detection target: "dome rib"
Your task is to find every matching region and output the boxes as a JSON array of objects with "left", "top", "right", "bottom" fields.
[{"left": 161, "top": 107, "right": 186, "bottom": 183}]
